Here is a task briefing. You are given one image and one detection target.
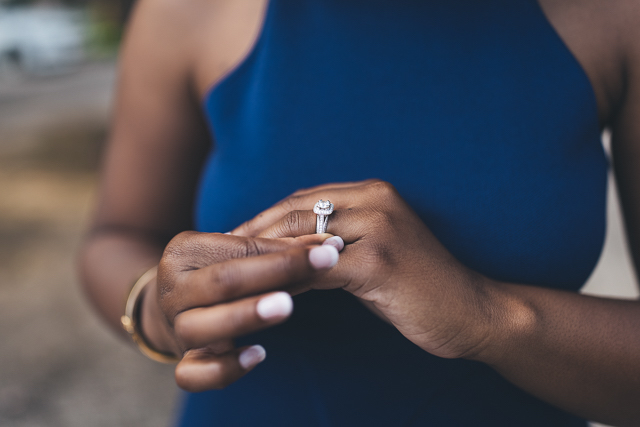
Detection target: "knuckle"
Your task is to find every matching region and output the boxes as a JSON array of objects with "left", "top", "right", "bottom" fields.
[
  {"left": 157, "top": 259, "right": 188, "bottom": 316},
  {"left": 156, "top": 267, "right": 179, "bottom": 319},
  {"left": 157, "top": 259, "right": 175, "bottom": 295},
  {"left": 369, "top": 210, "right": 396, "bottom": 233},
  {"left": 241, "top": 238, "right": 261, "bottom": 258},
  {"left": 236, "top": 219, "right": 257, "bottom": 236},
  {"left": 220, "top": 237, "right": 261, "bottom": 260},
  {"left": 161, "top": 232, "right": 209, "bottom": 272},
  {"left": 366, "top": 179, "right": 398, "bottom": 197},
  {"left": 280, "top": 210, "right": 308, "bottom": 236},
  {"left": 365, "top": 240, "right": 394, "bottom": 266},
  {"left": 163, "top": 231, "right": 198, "bottom": 259},
  {"left": 283, "top": 210, "right": 302, "bottom": 230},
  {"left": 164, "top": 231, "right": 229, "bottom": 267},
  {"left": 282, "top": 194, "right": 304, "bottom": 211}
]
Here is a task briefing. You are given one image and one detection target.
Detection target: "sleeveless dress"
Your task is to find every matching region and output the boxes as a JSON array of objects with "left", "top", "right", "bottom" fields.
[{"left": 181, "top": 0, "right": 607, "bottom": 425}]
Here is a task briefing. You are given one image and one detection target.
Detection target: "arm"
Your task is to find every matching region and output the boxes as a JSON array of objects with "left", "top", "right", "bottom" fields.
[
  {"left": 475, "top": 41, "right": 640, "bottom": 422},
  {"left": 79, "top": 0, "right": 211, "bottom": 341},
  {"left": 80, "top": 0, "right": 332, "bottom": 391},
  {"left": 474, "top": 280, "right": 640, "bottom": 425},
  {"left": 225, "top": 10, "right": 640, "bottom": 421}
]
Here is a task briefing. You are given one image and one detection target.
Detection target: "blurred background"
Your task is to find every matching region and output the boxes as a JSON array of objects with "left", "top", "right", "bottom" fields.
[
  {"left": 0, "top": 1, "right": 177, "bottom": 426},
  {"left": 0, "top": 1, "right": 637, "bottom": 426}
]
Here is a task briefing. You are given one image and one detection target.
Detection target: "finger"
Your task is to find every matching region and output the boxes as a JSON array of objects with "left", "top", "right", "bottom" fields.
[
  {"left": 167, "top": 244, "right": 339, "bottom": 315},
  {"left": 294, "top": 233, "right": 335, "bottom": 245},
  {"left": 287, "top": 240, "right": 374, "bottom": 295},
  {"left": 322, "top": 235, "right": 345, "bottom": 252},
  {"left": 175, "top": 345, "right": 266, "bottom": 392},
  {"left": 161, "top": 232, "right": 330, "bottom": 273},
  {"left": 256, "top": 208, "right": 365, "bottom": 242},
  {"left": 174, "top": 291, "right": 293, "bottom": 349},
  {"left": 230, "top": 180, "right": 377, "bottom": 237},
  {"left": 286, "top": 179, "right": 380, "bottom": 197}
]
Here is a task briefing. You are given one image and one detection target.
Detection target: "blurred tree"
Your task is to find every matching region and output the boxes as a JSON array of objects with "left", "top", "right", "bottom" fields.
[{"left": 1, "top": 0, "right": 134, "bottom": 26}]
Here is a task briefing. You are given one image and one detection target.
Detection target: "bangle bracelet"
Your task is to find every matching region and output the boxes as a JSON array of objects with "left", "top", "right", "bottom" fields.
[{"left": 120, "top": 266, "right": 179, "bottom": 363}]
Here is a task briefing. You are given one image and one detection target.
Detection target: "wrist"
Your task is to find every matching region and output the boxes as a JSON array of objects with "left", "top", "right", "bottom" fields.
[
  {"left": 467, "top": 277, "right": 539, "bottom": 366},
  {"left": 120, "top": 266, "right": 180, "bottom": 362},
  {"left": 139, "top": 277, "right": 181, "bottom": 357}
]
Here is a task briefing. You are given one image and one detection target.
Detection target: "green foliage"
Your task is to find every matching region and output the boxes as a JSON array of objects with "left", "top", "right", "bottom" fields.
[
  {"left": 86, "top": 13, "right": 122, "bottom": 57},
  {"left": 1, "top": 0, "right": 88, "bottom": 5}
]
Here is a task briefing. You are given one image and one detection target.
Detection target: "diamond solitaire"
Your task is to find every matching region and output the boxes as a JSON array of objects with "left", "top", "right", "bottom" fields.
[{"left": 313, "top": 199, "right": 334, "bottom": 233}]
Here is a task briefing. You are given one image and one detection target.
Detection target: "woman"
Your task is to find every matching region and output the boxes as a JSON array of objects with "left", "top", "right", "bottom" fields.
[{"left": 80, "top": 0, "right": 640, "bottom": 425}]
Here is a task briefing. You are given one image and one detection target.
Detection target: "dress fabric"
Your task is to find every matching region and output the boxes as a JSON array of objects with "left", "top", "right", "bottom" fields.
[{"left": 181, "top": 0, "right": 607, "bottom": 425}]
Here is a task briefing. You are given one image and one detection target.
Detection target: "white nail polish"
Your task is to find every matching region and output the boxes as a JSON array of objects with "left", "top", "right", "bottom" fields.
[
  {"left": 309, "top": 245, "right": 339, "bottom": 269},
  {"left": 239, "top": 345, "right": 266, "bottom": 369},
  {"left": 322, "top": 236, "right": 345, "bottom": 252},
  {"left": 257, "top": 292, "right": 293, "bottom": 320}
]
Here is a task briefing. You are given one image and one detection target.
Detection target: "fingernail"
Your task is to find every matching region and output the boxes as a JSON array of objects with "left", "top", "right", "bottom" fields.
[
  {"left": 239, "top": 345, "right": 266, "bottom": 369},
  {"left": 224, "top": 232, "right": 231, "bottom": 235},
  {"left": 322, "top": 236, "right": 344, "bottom": 252},
  {"left": 309, "top": 245, "right": 339, "bottom": 269},
  {"left": 257, "top": 292, "right": 293, "bottom": 320}
]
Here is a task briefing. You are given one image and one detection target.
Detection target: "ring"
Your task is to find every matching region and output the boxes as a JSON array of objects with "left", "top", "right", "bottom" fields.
[{"left": 313, "top": 199, "right": 334, "bottom": 234}]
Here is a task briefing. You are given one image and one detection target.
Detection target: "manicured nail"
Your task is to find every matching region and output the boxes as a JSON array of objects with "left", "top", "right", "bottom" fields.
[
  {"left": 239, "top": 345, "right": 266, "bottom": 369},
  {"left": 257, "top": 292, "right": 293, "bottom": 320},
  {"left": 309, "top": 245, "right": 339, "bottom": 269},
  {"left": 322, "top": 236, "right": 344, "bottom": 252},
  {"left": 224, "top": 232, "right": 231, "bottom": 235}
]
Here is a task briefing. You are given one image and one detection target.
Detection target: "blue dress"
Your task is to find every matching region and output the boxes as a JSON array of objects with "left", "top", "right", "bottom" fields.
[{"left": 181, "top": 0, "right": 607, "bottom": 425}]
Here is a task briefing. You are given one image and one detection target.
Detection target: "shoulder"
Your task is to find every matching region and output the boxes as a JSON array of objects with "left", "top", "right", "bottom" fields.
[
  {"left": 121, "top": 0, "right": 267, "bottom": 99},
  {"left": 536, "top": 0, "right": 638, "bottom": 126},
  {"left": 538, "top": 0, "right": 640, "bottom": 127},
  {"left": 537, "top": 0, "right": 640, "bottom": 52},
  {"left": 587, "top": 0, "right": 640, "bottom": 138}
]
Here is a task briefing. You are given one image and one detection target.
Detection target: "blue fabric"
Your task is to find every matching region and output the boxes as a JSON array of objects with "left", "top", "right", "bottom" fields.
[{"left": 182, "top": 0, "right": 606, "bottom": 425}]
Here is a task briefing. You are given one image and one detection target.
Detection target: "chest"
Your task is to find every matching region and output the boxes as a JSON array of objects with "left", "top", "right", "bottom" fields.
[
  {"left": 196, "top": 0, "right": 608, "bottom": 289},
  {"left": 194, "top": 0, "right": 623, "bottom": 127}
]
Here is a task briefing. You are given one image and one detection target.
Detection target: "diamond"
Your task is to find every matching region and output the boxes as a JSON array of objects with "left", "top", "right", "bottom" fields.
[{"left": 313, "top": 199, "right": 334, "bottom": 215}]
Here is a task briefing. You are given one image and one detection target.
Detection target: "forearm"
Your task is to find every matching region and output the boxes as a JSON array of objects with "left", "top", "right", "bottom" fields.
[
  {"left": 474, "top": 279, "right": 640, "bottom": 425},
  {"left": 79, "top": 230, "right": 165, "bottom": 335}
]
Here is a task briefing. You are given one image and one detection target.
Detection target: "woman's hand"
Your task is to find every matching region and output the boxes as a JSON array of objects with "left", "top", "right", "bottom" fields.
[
  {"left": 231, "top": 179, "right": 501, "bottom": 361},
  {"left": 140, "top": 231, "right": 340, "bottom": 392}
]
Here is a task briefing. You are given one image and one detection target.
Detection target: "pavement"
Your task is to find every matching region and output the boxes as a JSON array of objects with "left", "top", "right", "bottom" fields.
[{"left": 0, "top": 61, "right": 636, "bottom": 427}]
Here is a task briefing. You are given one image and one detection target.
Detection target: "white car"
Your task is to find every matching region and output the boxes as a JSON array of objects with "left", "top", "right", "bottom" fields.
[{"left": 0, "top": 5, "right": 85, "bottom": 77}]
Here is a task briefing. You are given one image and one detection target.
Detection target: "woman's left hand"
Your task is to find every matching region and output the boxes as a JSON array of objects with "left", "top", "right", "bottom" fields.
[{"left": 231, "top": 179, "right": 499, "bottom": 360}]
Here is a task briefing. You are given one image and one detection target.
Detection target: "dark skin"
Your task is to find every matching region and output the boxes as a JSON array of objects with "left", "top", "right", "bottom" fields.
[{"left": 79, "top": 0, "right": 640, "bottom": 424}]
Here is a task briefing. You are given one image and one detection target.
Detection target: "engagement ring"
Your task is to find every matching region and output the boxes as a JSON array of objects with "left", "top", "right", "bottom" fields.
[{"left": 313, "top": 199, "right": 334, "bottom": 234}]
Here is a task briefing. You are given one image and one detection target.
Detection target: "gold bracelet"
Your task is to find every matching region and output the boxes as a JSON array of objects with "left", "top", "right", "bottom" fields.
[{"left": 120, "top": 266, "right": 179, "bottom": 363}]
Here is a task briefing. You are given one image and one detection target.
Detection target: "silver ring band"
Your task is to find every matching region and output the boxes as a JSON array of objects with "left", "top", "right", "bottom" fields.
[{"left": 313, "top": 199, "right": 334, "bottom": 234}]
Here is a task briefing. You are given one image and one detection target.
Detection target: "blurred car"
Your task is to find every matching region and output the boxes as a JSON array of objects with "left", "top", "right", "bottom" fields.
[{"left": 0, "top": 5, "right": 85, "bottom": 77}]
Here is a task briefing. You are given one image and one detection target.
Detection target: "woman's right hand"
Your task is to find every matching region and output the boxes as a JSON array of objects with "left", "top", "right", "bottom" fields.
[{"left": 139, "top": 231, "right": 339, "bottom": 392}]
